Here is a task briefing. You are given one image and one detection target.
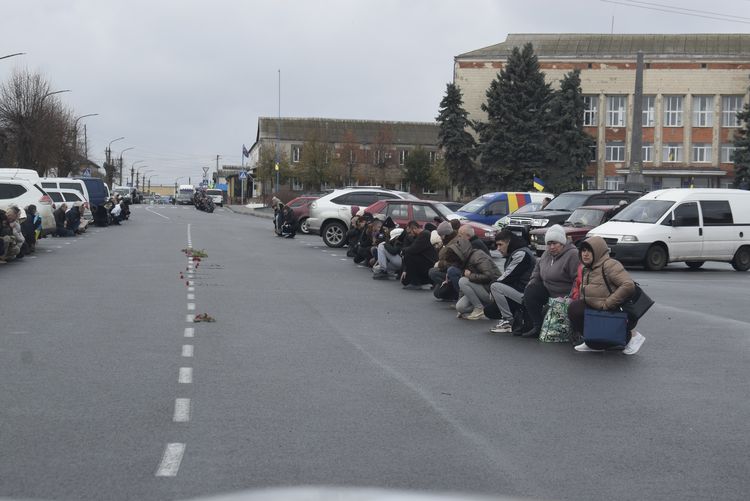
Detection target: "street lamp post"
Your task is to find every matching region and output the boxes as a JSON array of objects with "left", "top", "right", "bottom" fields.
[
  {"left": 174, "top": 177, "right": 185, "bottom": 201},
  {"left": 117, "top": 147, "right": 135, "bottom": 186},
  {"left": 147, "top": 175, "right": 157, "bottom": 194},
  {"left": 0, "top": 52, "right": 26, "bottom": 61},
  {"left": 131, "top": 160, "right": 145, "bottom": 186},
  {"left": 73, "top": 113, "right": 98, "bottom": 169},
  {"left": 105, "top": 137, "right": 125, "bottom": 188},
  {"left": 136, "top": 166, "right": 149, "bottom": 190},
  {"left": 141, "top": 170, "right": 154, "bottom": 192}
]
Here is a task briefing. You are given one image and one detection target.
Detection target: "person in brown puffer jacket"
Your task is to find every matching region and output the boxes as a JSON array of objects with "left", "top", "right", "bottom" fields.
[{"left": 568, "top": 235, "right": 646, "bottom": 355}]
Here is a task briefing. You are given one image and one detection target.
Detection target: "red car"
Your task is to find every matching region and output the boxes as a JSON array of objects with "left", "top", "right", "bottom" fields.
[
  {"left": 364, "top": 199, "right": 498, "bottom": 247},
  {"left": 286, "top": 196, "right": 319, "bottom": 234},
  {"left": 528, "top": 205, "right": 624, "bottom": 255}
]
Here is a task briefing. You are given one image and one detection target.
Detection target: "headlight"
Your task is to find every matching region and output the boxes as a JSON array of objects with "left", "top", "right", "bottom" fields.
[
  {"left": 484, "top": 230, "right": 496, "bottom": 239},
  {"left": 531, "top": 218, "right": 549, "bottom": 227},
  {"left": 621, "top": 235, "right": 639, "bottom": 242},
  {"left": 310, "top": 201, "right": 317, "bottom": 209}
]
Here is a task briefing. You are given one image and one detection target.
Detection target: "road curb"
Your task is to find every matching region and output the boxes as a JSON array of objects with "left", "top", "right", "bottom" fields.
[{"left": 225, "top": 206, "right": 275, "bottom": 220}]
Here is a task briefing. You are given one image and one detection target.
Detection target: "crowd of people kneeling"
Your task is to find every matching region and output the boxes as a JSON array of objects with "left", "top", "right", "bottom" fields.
[
  {"left": 334, "top": 209, "right": 648, "bottom": 355},
  {"left": 0, "top": 194, "right": 132, "bottom": 264}
]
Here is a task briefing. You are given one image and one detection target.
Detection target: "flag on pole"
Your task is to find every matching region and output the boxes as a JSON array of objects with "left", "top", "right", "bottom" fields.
[
  {"left": 533, "top": 176, "right": 545, "bottom": 192},
  {"left": 242, "top": 144, "right": 249, "bottom": 158}
]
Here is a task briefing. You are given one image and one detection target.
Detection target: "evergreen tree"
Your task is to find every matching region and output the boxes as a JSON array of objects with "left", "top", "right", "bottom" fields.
[
  {"left": 403, "top": 147, "right": 431, "bottom": 192},
  {"left": 477, "top": 43, "right": 553, "bottom": 191},
  {"left": 546, "top": 69, "right": 594, "bottom": 193},
  {"left": 436, "top": 82, "right": 478, "bottom": 193},
  {"left": 732, "top": 93, "right": 750, "bottom": 190}
]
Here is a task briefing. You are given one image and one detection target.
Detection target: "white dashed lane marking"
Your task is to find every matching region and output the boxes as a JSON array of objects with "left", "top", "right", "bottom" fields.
[
  {"left": 184, "top": 327, "right": 194, "bottom": 338},
  {"left": 155, "top": 443, "right": 185, "bottom": 477},
  {"left": 187, "top": 303, "right": 195, "bottom": 311},
  {"left": 187, "top": 294, "right": 195, "bottom": 300},
  {"left": 178, "top": 367, "right": 193, "bottom": 384},
  {"left": 185, "top": 315, "right": 194, "bottom": 322},
  {"left": 182, "top": 345, "right": 194, "bottom": 357}
]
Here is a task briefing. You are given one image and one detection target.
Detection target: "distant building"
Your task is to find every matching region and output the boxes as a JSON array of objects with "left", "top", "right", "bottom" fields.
[
  {"left": 455, "top": 33, "right": 750, "bottom": 189},
  {"left": 246, "top": 117, "right": 440, "bottom": 198}
]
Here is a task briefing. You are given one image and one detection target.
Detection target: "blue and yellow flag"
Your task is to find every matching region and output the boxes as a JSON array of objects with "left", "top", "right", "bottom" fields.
[{"left": 533, "top": 176, "right": 545, "bottom": 192}]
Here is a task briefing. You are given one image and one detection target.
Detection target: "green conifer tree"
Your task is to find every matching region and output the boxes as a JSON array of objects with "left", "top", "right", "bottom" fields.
[
  {"left": 732, "top": 94, "right": 750, "bottom": 189},
  {"left": 477, "top": 43, "right": 552, "bottom": 191},
  {"left": 547, "top": 69, "right": 594, "bottom": 193},
  {"left": 436, "top": 82, "right": 478, "bottom": 194}
]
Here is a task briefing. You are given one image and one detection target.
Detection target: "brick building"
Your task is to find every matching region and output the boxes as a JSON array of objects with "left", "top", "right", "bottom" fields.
[
  {"left": 246, "top": 117, "right": 439, "bottom": 198},
  {"left": 455, "top": 34, "right": 750, "bottom": 190}
]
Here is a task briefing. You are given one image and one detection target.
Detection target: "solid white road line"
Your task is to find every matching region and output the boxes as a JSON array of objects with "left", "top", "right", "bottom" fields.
[
  {"left": 145, "top": 207, "right": 171, "bottom": 220},
  {"left": 187, "top": 303, "right": 195, "bottom": 311},
  {"left": 155, "top": 443, "right": 185, "bottom": 477},
  {"left": 178, "top": 367, "right": 193, "bottom": 384},
  {"left": 182, "top": 345, "right": 194, "bottom": 357},
  {"left": 187, "top": 293, "right": 195, "bottom": 300},
  {"left": 173, "top": 398, "right": 191, "bottom": 422},
  {"left": 184, "top": 327, "right": 194, "bottom": 337}
]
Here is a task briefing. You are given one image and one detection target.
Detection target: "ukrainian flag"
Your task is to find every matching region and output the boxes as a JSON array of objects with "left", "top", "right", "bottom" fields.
[{"left": 533, "top": 176, "right": 545, "bottom": 192}]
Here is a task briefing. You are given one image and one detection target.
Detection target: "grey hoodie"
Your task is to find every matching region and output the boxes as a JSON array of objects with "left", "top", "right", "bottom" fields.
[{"left": 527, "top": 241, "right": 579, "bottom": 297}]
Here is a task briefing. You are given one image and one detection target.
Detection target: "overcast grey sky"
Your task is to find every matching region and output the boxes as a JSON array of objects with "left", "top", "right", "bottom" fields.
[{"left": 1, "top": 0, "right": 748, "bottom": 185}]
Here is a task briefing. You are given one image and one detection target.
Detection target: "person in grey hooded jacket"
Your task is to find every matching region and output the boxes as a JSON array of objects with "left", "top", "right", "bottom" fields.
[
  {"left": 519, "top": 224, "right": 579, "bottom": 338},
  {"left": 451, "top": 237, "right": 501, "bottom": 320}
]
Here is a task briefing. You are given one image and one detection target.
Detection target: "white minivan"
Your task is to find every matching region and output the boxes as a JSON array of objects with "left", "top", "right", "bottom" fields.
[{"left": 588, "top": 188, "right": 750, "bottom": 271}]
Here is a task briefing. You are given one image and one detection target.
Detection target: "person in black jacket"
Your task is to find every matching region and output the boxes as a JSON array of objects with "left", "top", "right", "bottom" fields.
[
  {"left": 489, "top": 229, "right": 537, "bottom": 333},
  {"left": 54, "top": 204, "right": 74, "bottom": 237},
  {"left": 65, "top": 205, "right": 82, "bottom": 234},
  {"left": 400, "top": 220, "right": 438, "bottom": 289}
]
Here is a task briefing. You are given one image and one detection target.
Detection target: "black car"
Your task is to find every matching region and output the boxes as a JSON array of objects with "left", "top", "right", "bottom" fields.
[{"left": 505, "top": 190, "right": 644, "bottom": 242}]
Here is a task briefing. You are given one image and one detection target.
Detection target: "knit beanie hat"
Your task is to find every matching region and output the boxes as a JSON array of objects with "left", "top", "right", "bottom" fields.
[
  {"left": 544, "top": 224, "right": 567, "bottom": 245},
  {"left": 436, "top": 221, "right": 454, "bottom": 237}
]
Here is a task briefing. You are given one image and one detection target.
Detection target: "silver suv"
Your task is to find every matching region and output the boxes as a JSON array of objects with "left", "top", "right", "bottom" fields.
[{"left": 307, "top": 187, "right": 418, "bottom": 247}]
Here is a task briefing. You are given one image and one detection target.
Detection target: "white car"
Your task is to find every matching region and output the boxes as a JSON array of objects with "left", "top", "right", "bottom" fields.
[
  {"left": 206, "top": 189, "right": 224, "bottom": 207},
  {"left": 0, "top": 177, "right": 56, "bottom": 235},
  {"left": 307, "top": 187, "right": 418, "bottom": 247}
]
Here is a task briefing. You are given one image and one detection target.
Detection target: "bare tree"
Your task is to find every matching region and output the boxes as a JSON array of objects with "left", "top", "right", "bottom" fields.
[{"left": 0, "top": 68, "right": 75, "bottom": 175}]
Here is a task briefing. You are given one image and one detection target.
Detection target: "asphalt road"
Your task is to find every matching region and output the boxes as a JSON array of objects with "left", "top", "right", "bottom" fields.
[{"left": 1, "top": 205, "right": 749, "bottom": 501}]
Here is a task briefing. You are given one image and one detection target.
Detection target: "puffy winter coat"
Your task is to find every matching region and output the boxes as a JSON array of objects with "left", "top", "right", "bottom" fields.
[
  {"left": 528, "top": 241, "right": 580, "bottom": 297},
  {"left": 451, "top": 238, "right": 500, "bottom": 284},
  {"left": 579, "top": 236, "right": 635, "bottom": 310}
]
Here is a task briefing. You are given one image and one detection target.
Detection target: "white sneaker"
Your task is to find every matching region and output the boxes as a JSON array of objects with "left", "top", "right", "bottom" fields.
[
  {"left": 623, "top": 332, "right": 646, "bottom": 355},
  {"left": 465, "top": 307, "right": 487, "bottom": 321},
  {"left": 574, "top": 342, "right": 604, "bottom": 352},
  {"left": 490, "top": 319, "right": 513, "bottom": 333}
]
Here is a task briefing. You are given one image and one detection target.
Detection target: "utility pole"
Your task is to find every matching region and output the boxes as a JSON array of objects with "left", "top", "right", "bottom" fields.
[{"left": 626, "top": 51, "right": 645, "bottom": 191}]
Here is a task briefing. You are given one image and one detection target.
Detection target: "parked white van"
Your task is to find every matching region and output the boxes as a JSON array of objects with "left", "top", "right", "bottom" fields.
[
  {"left": 40, "top": 177, "right": 90, "bottom": 204},
  {"left": 588, "top": 188, "right": 750, "bottom": 271}
]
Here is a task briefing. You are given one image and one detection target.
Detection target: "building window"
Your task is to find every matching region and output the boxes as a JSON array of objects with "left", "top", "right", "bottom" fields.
[
  {"left": 642, "top": 96, "right": 655, "bottom": 126},
  {"left": 692, "top": 96, "right": 714, "bottom": 127},
  {"left": 722, "top": 96, "right": 743, "bottom": 127},
  {"left": 664, "top": 96, "right": 683, "bottom": 127},
  {"left": 721, "top": 144, "right": 736, "bottom": 163},
  {"left": 291, "top": 177, "right": 303, "bottom": 191},
  {"left": 428, "top": 151, "right": 437, "bottom": 164},
  {"left": 606, "top": 96, "right": 626, "bottom": 127},
  {"left": 642, "top": 143, "right": 653, "bottom": 162},
  {"left": 692, "top": 144, "right": 712, "bottom": 163},
  {"left": 399, "top": 149, "right": 409, "bottom": 166},
  {"left": 589, "top": 144, "right": 597, "bottom": 163},
  {"left": 292, "top": 145, "right": 301, "bottom": 163},
  {"left": 605, "top": 142, "right": 625, "bottom": 162},
  {"left": 604, "top": 176, "right": 625, "bottom": 190},
  {"left": 422, "top": 186, "right": 438, "bottom": 195},
  {"left": 583, "top": 96, "right": 598, "bottom": 126},
  {"left": 663, "top": 143, "right": 683, "bottom": 162}
]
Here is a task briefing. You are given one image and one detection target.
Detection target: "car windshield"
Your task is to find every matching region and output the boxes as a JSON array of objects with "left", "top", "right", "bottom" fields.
[
  {"left": 544, "top": 193, "right": 591, "bottom": 211},
  {"left": 611, "top": 200, "right": 674, "bottom": 223},
  {"left": 207, "top": 190, "right": 222, "bottom": 196},
  {"left": 564, "top": 208, "right": 605, "bottom": 227},
  {"left": 431, "top": 203, "right": 455, "bottom": 218},
  {"left": 458, "top": 195, "right": 491, "bottom": 213}
]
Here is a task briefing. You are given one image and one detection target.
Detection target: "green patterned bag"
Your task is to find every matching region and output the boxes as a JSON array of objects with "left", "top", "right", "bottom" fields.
[{"left": 539, "top": 297, "right": 572, "bottom": 343}]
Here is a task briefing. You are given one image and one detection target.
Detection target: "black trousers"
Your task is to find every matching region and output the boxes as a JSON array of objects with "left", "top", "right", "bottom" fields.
[
  {"left": 401, "top": 254, "right": 432, "bottom": 286},
  {"left": 522, "top": 282, "right": 550, "bottom": 330}
]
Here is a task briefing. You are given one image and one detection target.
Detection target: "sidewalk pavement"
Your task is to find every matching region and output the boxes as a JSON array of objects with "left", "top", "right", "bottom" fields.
[{"left": 226, "top": 204, "right": 275, "bottom": 219}]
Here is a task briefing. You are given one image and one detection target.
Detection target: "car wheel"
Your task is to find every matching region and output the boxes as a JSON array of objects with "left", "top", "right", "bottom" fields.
[
  {"left": 644, "top": 245, "right": 668, "bottom": 271},
  {"left": 731, "top": 246, "right": 750, "bottom": 272},
  {"left": 298, "top": 217, "right": 310, "bottom": 234},
  {"left": 685, "top": 261, "right": 704, "bottom": 270},
  {"left": 322, "top": 221, "right": 346, "bottom": 247}
]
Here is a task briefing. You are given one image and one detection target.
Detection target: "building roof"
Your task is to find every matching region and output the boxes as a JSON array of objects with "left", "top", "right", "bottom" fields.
[
  {"left": 457, "top": 33, "right": 750, "bottom": 60},
  {"left": 255, "top": 117, "right": 439, "bottom": 146}
]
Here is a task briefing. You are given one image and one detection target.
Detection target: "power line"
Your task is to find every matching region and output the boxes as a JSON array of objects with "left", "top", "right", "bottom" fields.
[{"left": 600, "top": 0, "right": 750, "bottom": 24}]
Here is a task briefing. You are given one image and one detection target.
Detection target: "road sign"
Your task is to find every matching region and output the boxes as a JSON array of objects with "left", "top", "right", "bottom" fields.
[
  {"left": 202, "top": 166, "right": 209, "bottom": 176},
  {"left": 239, "top": 170, "right": 247, "bottom": 180},
  {"left": 82, "top": 168, "right": 91, "bottom": 177}
]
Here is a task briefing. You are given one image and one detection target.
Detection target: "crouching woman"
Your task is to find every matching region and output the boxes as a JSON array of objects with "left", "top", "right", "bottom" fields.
[{"left": 568, "top": 236, "right": 646, "bottom": 355}]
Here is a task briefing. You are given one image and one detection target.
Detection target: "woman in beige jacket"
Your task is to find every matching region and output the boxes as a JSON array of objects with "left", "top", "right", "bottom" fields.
[{"left": 568, "top": 235, "right": 646, "bottom": 355}]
